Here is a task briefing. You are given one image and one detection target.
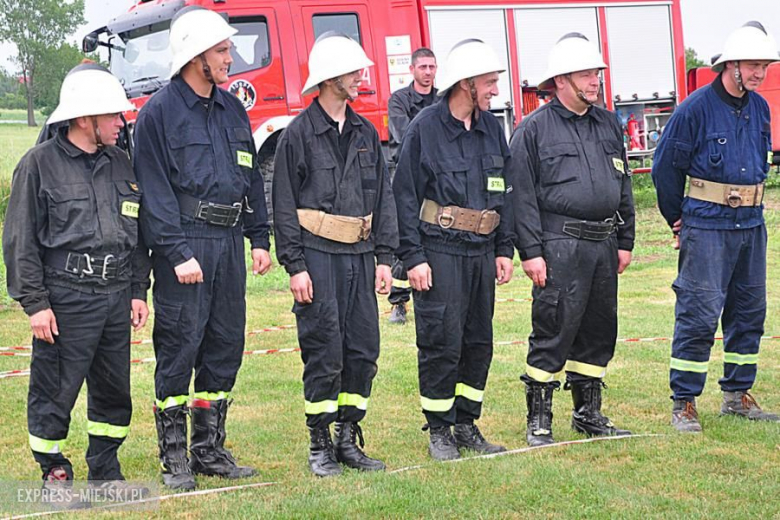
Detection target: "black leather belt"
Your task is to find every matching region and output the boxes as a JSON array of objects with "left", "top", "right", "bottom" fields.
[
  {"left": 177, "top": 193, "right": 249, "bottom": 228},
  {"left": 44, "top": 250, "right": 129, "bottom": 280},
  {"left": 541, "top": 212, "right": 620, "bottom": 241}
]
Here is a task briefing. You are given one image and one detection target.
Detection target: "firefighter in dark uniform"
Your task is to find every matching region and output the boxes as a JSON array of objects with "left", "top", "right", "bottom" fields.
[
  {"left": 508, "top": 33, "right": 635, "bottom": 447},
  {"left": 133, "top": 7, "right": 272, "bottom": 490},
  {"left": 394, "top": 39, "right": 513, "bottom": 461},
  {"left": 386, "top": 47, "right": 438, "bottom": 325},
  {"left": 652, "top": 21, "right": 780, "bottom": 432},
  {"left": 3, "top": 66, "right": 151, "bottom": 493},
  {"left": 273, "top": 33, "right": 398, "bottom": 477}
]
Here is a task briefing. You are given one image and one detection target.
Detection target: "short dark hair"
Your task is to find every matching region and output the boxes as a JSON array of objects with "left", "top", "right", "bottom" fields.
[{"left": 411, "top": 47, "right": 436, "bottom": 65}]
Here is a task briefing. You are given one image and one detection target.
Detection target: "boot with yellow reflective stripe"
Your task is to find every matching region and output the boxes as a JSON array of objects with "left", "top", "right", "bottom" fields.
[
  {"left": 524, "top": 380, "right": 558, "bottom": 447},
  {"left": 569, "top": 379, "right": 631, "bottom": 437},
  {"left": 453, "top": 422, "right": 506, "bottom": 454},
  {"left": 721, "top": 391, "right": 780, "bottom": 422},
  {"left": 334, "top": 422, "right": 386, "bottom": 471},
  {"left": 308, "top": 426, "right": 342, "bottom": 477},
  {"left": 153, "top": 404, "right": 195, "bottom": 491},
  {"left": 189, "top": 399, "right": 256, "bottom": 478}
]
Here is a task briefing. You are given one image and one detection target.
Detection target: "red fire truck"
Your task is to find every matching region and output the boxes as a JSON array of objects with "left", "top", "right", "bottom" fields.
[
  {"left": 688, "top": 63, "right": 780, "bottom": 164},
  {"left": 84, "top": 0, "right": 688, "bottom": 198}
]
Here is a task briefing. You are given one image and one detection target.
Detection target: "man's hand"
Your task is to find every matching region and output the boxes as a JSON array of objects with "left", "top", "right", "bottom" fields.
[
  {"left": 521, "top": 257, "right": 547, "bottom": 287},
  {"left": 174, "top": 258, "right": 203, "bottom": 284},
  {"left": 29, "top": 309, "right": 58, "bottom": 344},
  {"left": 617, "top": 250, "right": 632, "bottom": 274},
  {"left": 252, "top": 248, "right": 272, "bottom": 275},
  {"left": 672, "top": 218, "right": 682, "bottom": 250},
  {"left": 290, "top": 271, "right": 314, "bottom": 304},
  {"left": 375, "top": 264, "right": 392, "bottom": 295},
  {"left": 495, "top": 256, "right": 514, "bottom": 285},
  {"left": 408, "top": 263, "right": 433, "bottom": 292},
  {"left": 131, "top": 299, "right": 150, "bottom": 331}
]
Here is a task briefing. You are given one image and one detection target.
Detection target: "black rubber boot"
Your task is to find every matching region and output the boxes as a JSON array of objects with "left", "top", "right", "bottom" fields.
[
  {"left": 154, "top": 405, "right": 196, "bottom": 490},
  {"left": 308, "top": 426, "right": 342, "bottom": 477},
  {"left": 425, "top": 425, "right": 460, "bottom": 461},
  {"left": 190, "top": 399, "right": 256, "bottom": 479},
  {"left": 524, "top": 380, "right": 559, "bottom": 447},
  {"left": 86, "top": 435, "right": 124, "bottom": 481},
  {"left": 569, "top": 379, "right": 631, "bottom": 437},
  {"left": 453, "top": 422, "right": 506, "bottom": 454},
  {"left": 333, "top": 422, "right": 386, "bottom": 471}
]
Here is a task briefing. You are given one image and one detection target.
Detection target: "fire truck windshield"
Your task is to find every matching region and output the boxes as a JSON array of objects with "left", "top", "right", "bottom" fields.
[{"left": 110, "top": 22, "right": 172, "bottom": 90}]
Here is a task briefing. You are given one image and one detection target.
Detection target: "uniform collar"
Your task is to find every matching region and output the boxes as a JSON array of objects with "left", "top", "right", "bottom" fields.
[
  {"left": 712, "top": 72, "right": 750, "bottom": 110},
  {"left": 172, "top": 75, "right": 227, "bottom": 109},
  {"left": 309, "top": 97, "right": 363, "bottom": 135},
  {"left": 55, "top": 126, "right": 109, "bottom": 159},
  {"left": 407, "top": 82, "right": 436, "bottom": 103},
  {"left": 437, "top": 94, "right": 489, "bottom": 141}
]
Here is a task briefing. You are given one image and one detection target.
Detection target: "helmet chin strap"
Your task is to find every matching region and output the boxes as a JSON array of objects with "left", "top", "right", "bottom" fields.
[
  {"left": 334, "top": 77, "right": 356, "bottom": 102},
  {"left": 733, "top": 61, "right": 744, "bottom": 92},
  {"left": 566, "top": 75, "right": 595, "bottom": 105},
  {"left": 468, "top": 78, "right": 480, "bottom": 122},
  {"left": 199, "top": 54, "right": 216, "bottom": 85},
  {"left": 90, "top": 116, "right": 104, "bottom": 149}
]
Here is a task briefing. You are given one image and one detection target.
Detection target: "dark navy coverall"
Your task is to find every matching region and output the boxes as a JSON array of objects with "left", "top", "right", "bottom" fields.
[
  {"left": 652, "top": 76, "right": 771, "bottom": 400},
  {"left": 273, "top": 99, "right": 398, "bottom": 428},
  {"left": 508, "top": 98, "right": 635, "bottom": 384},
  {"left": 393, "top": 97, "right": 514, "bottom": 428},
  {"left": 133, "top": 76, "right": 270, "bottom": 408},
  {"left": 3, "top": 130, "right": 151, "bottom": 479}
]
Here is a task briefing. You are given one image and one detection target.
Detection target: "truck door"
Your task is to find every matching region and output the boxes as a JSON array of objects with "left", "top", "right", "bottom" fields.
[
  {"left": 299, "top": 4, "right": 382, "bottom": 128},
  {"left": 225, "top": 9, "right": 288, "bottom": 131}
]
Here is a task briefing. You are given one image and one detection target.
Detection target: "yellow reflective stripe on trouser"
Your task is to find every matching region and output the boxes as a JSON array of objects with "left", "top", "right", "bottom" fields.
[
  {"left": 156, "top": 395, "right": 189, "bottom": 409},
  {"left": 724, "top": 352, "right": 759, "bottom": 365},
  {"left": 454, "top": 383, "right": 484, "bottom": 403},
  {"left": 193, "top": 391, "right": 231, "bottom": 401},
  {"left": 29, "top": 434, "right": 66, "bottom": 454},
  {"left": 670, "top": 357, "right": 708, "bottom": 373},
  {"left": 87, "top": 421, "right": 129, "bottom": 439},
  {"left": 392, "top": 279, "right": 410, "bottom": 289},
  {"left": 525, "top": 364, "right": 562, "bottom": 383},
  {"left": 420, "top": 396, "right": 455, "bottom": 412},
  {"left": 565, "top": 360, "right": 607, "bottom": 379},
  {"left": 305, "top": 400, "right": 338, "bottom": 415},
  {"left": 337, "top": 392, "right": 369, "bottom": 410}
]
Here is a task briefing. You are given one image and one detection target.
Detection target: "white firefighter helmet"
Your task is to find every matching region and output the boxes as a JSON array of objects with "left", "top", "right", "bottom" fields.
[
  {"left": 301, "top": 32, "right": 374, "bottom": 96},
  {"left": 538, "top": 33, "right": 607, "bottom": 91},
  {"left": 711, "top": 21, "right": 779, "bottom": 72},
  {"left": 436, "top": 39, "right": 505, "bottom": 96},
  {"left": 47, "top": 68, "right": 135, "bottom": 125},
  {"left": 168, "top": 7, "right": 238, "bottom": 78}
]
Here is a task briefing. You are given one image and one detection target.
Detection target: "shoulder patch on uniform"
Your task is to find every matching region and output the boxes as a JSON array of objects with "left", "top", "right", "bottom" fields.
[{"left": 127, "top": 181, "right": 139, "bottom": 192}]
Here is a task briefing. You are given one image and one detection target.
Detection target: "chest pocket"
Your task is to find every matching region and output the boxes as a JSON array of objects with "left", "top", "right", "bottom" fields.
[
  {"left": 430, "top": 156, "right": 468, "bottom": 206},
  {"left": 115, "top": 181, "right": 142, "bottom": 243},
  {"left": 706, "top": 132, "right": 728, "bottom": 173},
  {"left": 539, "top": 143, "right": 579, "bottom": 187},
  {"left": 358, "top": 149, "right": 377, "bottom": 191},
  {"left": 482, "top": 154, "right": 505, "bottom": 208},
  {"left": 300, "top": 153, "right": 337, "bottom": 210},
  {"left": 167, "top": 127, "right": 213, "bottom": 192},
  {"left": 600, "top": 140, "right": 627, "bottom": 179},
  {"left": 44, "top": 184, "right": 96, "bottom": 237}
]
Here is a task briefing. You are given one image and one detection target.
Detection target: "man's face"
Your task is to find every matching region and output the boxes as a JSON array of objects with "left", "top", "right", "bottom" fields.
[
  {"left": 735, "top": 60, "right": 772, "bottom": 91},
  {"left": 202, "top": 38, "right": 234, "bottom": 84},
  {"left": 93, "top": 113, "right": 124, "bottom": 146},
  {"left": 567, "top": 68, "right": 601, "bottom": 103},
  {"left": 333, "top": 70, "right": 363, "bottom": 100},
  {"left": 471, "top": 71, "right": 500, "bottom": 111},
  {"left": 411, "top": 57, "right": 437, "bottom": 88}
]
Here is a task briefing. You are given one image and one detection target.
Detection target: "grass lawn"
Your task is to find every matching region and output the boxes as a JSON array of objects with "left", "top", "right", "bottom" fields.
[
  {"left": 0, "top": 108, "right": 45, "bottom": 123},
  {"left": 0, "top": 125, "right": 778, "bottom": 518}
]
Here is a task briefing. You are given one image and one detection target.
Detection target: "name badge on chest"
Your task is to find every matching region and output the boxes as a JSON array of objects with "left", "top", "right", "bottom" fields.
[
  {"left": 487, "top": 177, "right": 505, "bottom": 192},
  {"left": 121, "top": 201, "right": 140, "bottom": 218}
]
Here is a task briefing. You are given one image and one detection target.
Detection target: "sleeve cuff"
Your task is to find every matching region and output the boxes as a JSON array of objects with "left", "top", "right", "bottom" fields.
[
  {"left": 617, "top": 238, "right": 634, "bottom": 252},
  {"left": 518, "top": 245, "right": 543, "bottom": 261},
  {"left": 131, "top": 287, "right": 148, "bottom": 302},
  {"left": 23, "top": 299, "right": 51, "bottom": 317},
  {"left": 402, "top": 251, "right": 427, "bottom": 272},
  {"left": 375, "top": 253, "right": 392, "bottom": 266},
  {"left": 250, "top": 236, "right": 271, "bottom": 251},
  {"left": 495, "top": 244, "right": 515, "bottom": 260},
  {"left": 169, "top": 244, "right": 195, "bottom": 268},
  {"left": 285, "top": 260, "right": 308, "bottom": 276}
]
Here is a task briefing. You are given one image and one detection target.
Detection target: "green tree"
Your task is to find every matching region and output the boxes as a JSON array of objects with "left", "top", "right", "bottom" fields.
[
  {"left": 35, "top": 43, "right": 89, "bottom": 115},
  {"left": 0, "top": 0, "right": 85, "bottom": 126},
  {"left": 686, "top": 47, "right": 707, "bottom": 71}
]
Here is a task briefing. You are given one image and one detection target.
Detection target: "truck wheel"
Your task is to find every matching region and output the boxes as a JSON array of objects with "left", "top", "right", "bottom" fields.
[{"left": 260, "top": 153, "right": 274, "bottom": 227}]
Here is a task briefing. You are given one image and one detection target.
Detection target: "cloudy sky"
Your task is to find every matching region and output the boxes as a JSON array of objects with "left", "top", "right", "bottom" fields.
[{"left": 2, "top": 0, "right": 779, "bottom": 72}]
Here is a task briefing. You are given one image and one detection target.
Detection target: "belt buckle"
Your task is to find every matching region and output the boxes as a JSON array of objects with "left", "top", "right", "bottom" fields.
[
  {"left": 727, "top": 189, "right": 742, "bottom": 208},
  {"left": 81, "top": 254, "right": 94, "bottom": 277},
  {"left": 101, "top": 254, "right": 116, "bottom": 281},
  {"left": 358, "top": 216, "right": 372, "bottom": 241},
  {"left": 437, "top": 208, "right": 455, "bottom": 229},
  {"left": 231, "top": 202, "right": 243, "bottom": 227}
]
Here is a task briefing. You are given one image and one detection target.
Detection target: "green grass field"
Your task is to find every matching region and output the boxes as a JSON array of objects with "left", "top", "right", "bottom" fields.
[{"left": 0, "top": 126, "right": 778, "bottom": 518}]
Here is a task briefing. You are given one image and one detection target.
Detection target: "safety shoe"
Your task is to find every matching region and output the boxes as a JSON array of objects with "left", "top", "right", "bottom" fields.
[
  {"left": 569, "top": 379, "right": 631, "bottom": 437},
  {"left": 672, "top": 399, "right": 702, "bottom": 433},
  {"left": 425, "top": 425, "right": 460, "bottom": 461},
  {"left": 453, "top": 423, "right": 506, "bottom": 454},
  {"left": 308, "top": 426, "right": 342, "bottom": 477},
  {"left": 190, "top": 399, "right": 256, "bottom": 479},
  {"left": 721, "top": 391, "right": 780, "bottom": 422},
  {"left": 524, "top": 380, "right": 559, "bottom": 446},
  {"left": 42, "top": 466, "right": 90, "bottom": 510},
  {"left": 333, "top": 422, "right": 386, "bottom": 471},
  {"left": 89, "top": 479, "right": 152, "bottom": 500},
  {"left": 389, "top": 303, "right": 407, "bottom": 325},
  {"left": 154, "top": 405, "right": 196, "bottom": 490}
]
